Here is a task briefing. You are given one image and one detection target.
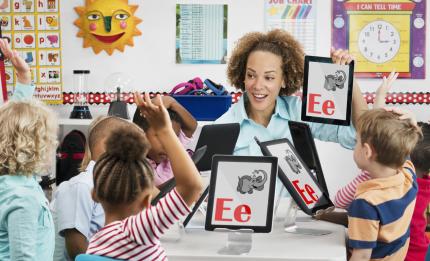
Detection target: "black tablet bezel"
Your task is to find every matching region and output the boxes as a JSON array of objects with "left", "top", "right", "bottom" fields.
[
  {"left": 288, "top": 120, "right": 329, "bottom": 196},
  {"left": 257, "top": 138, "right": 333, "bottom": 215},
  {"left": 183, "top": 186, "right": 209, "bottom": 227},
  {"left": 301, "top": 55, "right": 354, "bottom": 126},
  {"left": 195, "top": 123, "right": 240, "bottom": 171},
  {"left": 205, "top": 155, "right": 278, "bottom": 233}
]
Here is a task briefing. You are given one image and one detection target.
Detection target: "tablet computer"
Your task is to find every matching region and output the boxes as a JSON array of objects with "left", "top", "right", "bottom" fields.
[
  {"left": 256, "top": 138, "right": 333, "bottom": 216},
  {"left": 205, "top": 155, "right": 278, "bottom": 233},
  {"left": 301, "top": 55, "right": 354, "bottom": 126},
  {"left": 288, "top": 121, "right": 329, "bottom": 196},
  {"left": 194, "top": 123, "right": 240, "bottom": 171}
]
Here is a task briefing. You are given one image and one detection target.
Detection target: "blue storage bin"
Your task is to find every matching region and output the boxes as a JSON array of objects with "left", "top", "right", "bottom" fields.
[{"left": 172, "top": 95, "right": 232, "bottom": 121}]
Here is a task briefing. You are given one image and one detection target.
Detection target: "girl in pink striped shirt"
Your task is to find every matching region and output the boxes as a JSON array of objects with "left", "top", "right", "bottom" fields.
[{"left": 86, "top": 93, "right": 203, "bottom": 261}]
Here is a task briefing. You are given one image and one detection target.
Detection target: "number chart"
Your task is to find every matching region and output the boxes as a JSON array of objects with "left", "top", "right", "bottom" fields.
[
  {"left": 332, "top": 0, "right": 426, "bottom": 79},
  {"left": 0, "top": 0, "right": 62, "bottom": 103}
]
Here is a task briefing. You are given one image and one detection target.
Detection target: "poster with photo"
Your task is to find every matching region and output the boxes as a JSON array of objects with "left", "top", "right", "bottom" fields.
[
  {"left": 0, "top": 0, "right": 62, "bottom": 104},
  {"left": 302, "top": 56, "right": 354, "bottom": 126}
]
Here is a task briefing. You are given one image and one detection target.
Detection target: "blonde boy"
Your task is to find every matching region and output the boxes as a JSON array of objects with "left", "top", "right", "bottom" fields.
[{"left": 348, "top": 109, "right": 422, "bottom": 261}]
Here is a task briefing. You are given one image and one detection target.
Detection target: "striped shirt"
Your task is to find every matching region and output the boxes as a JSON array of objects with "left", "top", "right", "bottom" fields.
[
  {"left": 348, "top": 161, "right": 417, "bottom": 260},
  {"left": 334, "top": 170, "right": 371, "bottom": 209},
  {"left": 87, "top": 188, "right": 190, "bottom": 261}
]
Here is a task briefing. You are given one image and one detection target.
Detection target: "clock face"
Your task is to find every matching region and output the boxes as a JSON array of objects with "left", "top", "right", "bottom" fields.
[{"left": 358, "top": 20, "right": 400, "bottom": 64}]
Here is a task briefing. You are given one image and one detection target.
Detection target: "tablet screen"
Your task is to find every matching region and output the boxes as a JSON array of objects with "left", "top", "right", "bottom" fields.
[
  {"left": 205, "top": 155, "right": 277, "bottom": 233},
  {"left": 265, "top": 142, "right": 322, "bottom": 209},
  {"left": 257, "top": 138, "right": 333, "bottom": 215},
  {"left": 302, "top": 56, "right": 354, "bottom": 126}
]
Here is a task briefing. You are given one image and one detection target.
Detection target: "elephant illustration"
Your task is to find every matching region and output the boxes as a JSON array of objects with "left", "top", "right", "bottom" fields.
[
  {"left": 237, "top": 169, "right": 268, "bottom": 194},
  {"left": 285, "top": 150, "right": 302, "bottom": 174},
  {"left": 324, "top": 70, "right": 347, "bottom": 91}
]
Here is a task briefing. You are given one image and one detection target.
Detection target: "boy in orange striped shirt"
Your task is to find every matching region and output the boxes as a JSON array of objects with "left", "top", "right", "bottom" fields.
[{"left": 348, "top": 109, "right": 422, "bottom": 261}]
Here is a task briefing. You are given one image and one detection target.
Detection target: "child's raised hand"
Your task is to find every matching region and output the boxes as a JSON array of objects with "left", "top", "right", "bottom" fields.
[
  {"left": 151, "top": 95, "right": 175, "bottom": 110},
  {"left": 374, "top": 71, "right": 398, "bottom": 109},
  {"left": 134, "top": 92, "right": 172, "bottom": 133},
  {"left": 0, "top": 38, "right": 31, "bottom": 85}
]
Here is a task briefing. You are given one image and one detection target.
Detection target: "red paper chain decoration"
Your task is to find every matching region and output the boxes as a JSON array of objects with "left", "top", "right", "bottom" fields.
[{"left": 62, "top": 92, "right": 430, "bottom": 105}]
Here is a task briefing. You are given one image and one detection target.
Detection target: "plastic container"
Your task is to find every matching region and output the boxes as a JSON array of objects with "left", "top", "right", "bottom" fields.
[
  {"left": 70, "top": 70, "right": 92, "bottom": 119},
  {"left": 73, "top": 70, "right": 90, "bottom": 105},
  {"left": 172, "top": 95, "right": 232, "bottom": 121}
]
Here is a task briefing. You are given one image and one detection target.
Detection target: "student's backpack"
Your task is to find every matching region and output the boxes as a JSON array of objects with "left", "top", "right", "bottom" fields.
[{"left": 56, "top": 130, "right": 86, "bottom": 185}]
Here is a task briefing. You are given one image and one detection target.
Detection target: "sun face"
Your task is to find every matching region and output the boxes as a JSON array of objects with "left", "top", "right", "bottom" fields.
[{"left": 74, "top": 0, "right": 142, "bottom": 55}]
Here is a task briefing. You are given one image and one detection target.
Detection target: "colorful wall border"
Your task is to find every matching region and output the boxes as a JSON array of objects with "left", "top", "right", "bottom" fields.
[{"left": 61, "top": 91, "right": 430, "bottom": 105}]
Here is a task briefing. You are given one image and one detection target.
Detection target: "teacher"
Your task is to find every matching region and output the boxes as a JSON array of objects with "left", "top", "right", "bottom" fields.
[{"left": 216, "top": 29, "right": 368, "bottom": 156}]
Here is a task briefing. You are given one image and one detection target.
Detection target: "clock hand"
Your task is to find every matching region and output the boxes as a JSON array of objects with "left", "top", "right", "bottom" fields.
[{"left": 378, "top": 29, "right": 390, "bottom": 43}]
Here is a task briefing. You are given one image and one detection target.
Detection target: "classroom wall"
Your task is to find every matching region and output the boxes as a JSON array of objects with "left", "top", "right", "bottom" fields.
[{"left": 57, "top": 0, "right": 430, "bottom": 199}]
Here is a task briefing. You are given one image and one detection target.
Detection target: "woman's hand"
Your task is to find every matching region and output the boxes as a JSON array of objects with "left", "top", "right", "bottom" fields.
[
  {"left": 0, "top": 38, "right": 31, "bottom": 85},
  {"left": 330, "top": 47, "right": 354, "bottom": 65}
]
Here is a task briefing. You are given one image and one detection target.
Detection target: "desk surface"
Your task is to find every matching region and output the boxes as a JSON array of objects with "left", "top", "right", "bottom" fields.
[{"left": 162, "top": 214, "right": 346, "bottom": 261}]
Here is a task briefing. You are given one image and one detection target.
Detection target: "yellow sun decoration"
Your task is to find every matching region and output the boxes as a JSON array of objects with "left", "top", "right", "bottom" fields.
[{"left": 74, "top": 0, "right": 142, "bottom": 55}]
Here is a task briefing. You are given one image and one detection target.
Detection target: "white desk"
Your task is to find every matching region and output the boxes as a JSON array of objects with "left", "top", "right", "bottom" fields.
[{"left": 163, "top": 213, "right": 346, "bottom": 261}]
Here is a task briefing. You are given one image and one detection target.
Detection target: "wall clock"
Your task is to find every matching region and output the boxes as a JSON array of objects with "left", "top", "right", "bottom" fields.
[{"left": 332, "top": 0, "right": 426, "bottom": 79}]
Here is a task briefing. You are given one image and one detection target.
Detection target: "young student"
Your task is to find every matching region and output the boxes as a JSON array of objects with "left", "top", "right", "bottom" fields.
[
  {"left": 335, "top": 121, "right": 430, "bottom": 261},
  {"left": 86, "top": 93, "right": 203, "bottom": 260},
  {"left": 0, "top": 37, "right": 53, "bottom": 261},
  {"left": 406, "top": 122, "right": 430, "bottom": 261},
  {"left": 52, "top": 116, "right": 136, "bottom": 260},
  {"left": 0, "top": 38, "right": 34, "bottom": 102},
  {"left": 335, "top": 71, "right": 399, "bottom": 209},
  {"left": 133, "top": 95, "right": 197, "bottom": 188},
  {"left": 215, "top": 29, "right": 368, "bottom": 156},
  {"left": 0, "top": 100, "right": 58, "bottom": 260},
  {"left": 347, "top": 109, "right": 422, "bottom": 261}
]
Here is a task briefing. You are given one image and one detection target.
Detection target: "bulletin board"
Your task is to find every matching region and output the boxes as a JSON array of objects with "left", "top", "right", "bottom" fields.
[
  {"left": 0, "top": 0, "right": 62, "bottom": 104},
  {"left": 332, "top": 0, "right": 426, "bottom": 79}
]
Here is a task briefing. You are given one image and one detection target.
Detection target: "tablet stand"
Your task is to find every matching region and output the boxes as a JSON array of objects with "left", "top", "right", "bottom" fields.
[
  {"left": 214, "top": 228, "right": 254, "bottom": 255},
  {"left": 276, "top": 187, "right": 332, "bottom": 236}
]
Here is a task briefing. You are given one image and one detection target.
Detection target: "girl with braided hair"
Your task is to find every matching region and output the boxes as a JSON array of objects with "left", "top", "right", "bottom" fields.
[{"left": 86, "top": 93, "right": 203, "bottom": 260}]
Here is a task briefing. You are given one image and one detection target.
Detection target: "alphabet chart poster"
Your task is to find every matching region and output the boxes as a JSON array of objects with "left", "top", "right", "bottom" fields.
[
  {"left": 265, "top": 0, "right": 316, "bottom": 55},
  {"left": 0, "top": 0, "right": 62, "bottom": 103},
  {"left": 211, "top": 161, "right": 273, "bottom": 227}
]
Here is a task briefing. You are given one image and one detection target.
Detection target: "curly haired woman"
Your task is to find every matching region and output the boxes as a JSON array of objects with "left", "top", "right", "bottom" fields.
[{"left": 216, "top": 29, "right": 368, "bottom": 156}]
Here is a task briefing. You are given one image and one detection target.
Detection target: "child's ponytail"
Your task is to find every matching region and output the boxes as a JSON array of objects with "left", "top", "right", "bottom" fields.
[{"left": 93, "top": 127, "right": 153, "bottom": 204}]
